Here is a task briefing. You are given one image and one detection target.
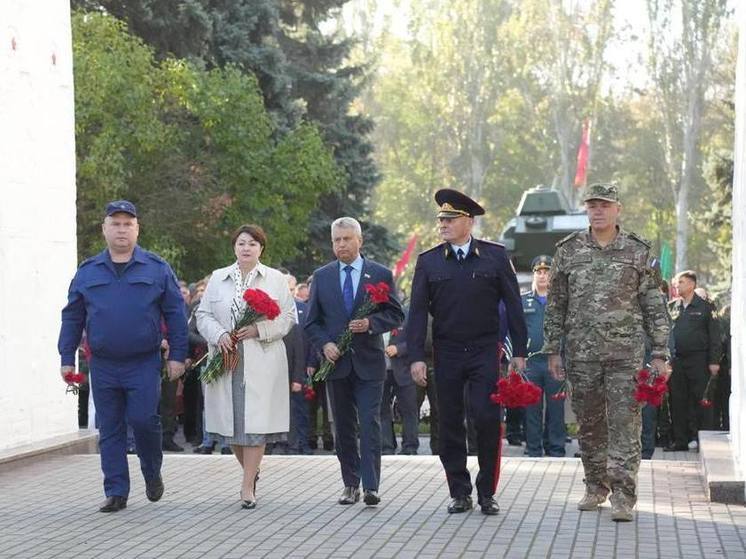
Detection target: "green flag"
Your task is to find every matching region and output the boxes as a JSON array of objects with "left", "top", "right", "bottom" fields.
[{"left": 659, "top": 241, "right": 673, "bottom": 280}]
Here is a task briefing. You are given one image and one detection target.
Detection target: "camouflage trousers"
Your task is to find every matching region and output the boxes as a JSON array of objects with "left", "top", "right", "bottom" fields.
[{"left": 567, "top": 358, "right": 642, "bottom": 505}]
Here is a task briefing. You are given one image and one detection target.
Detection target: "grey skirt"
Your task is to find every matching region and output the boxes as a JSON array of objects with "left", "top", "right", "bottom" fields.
[{"left": 209, "top": 345, "right": 287, "bottom": 447}]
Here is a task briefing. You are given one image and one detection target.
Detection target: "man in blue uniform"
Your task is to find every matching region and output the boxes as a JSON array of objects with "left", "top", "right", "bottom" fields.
[
  {"left": 522, "top": 255, "right": 566, "bottom": 457},
  {"left": 407, "top": 189, "right": 528, "bottom": 515},
  {"left": 58, "top": 201, "right": 188, "bottom": 513}
]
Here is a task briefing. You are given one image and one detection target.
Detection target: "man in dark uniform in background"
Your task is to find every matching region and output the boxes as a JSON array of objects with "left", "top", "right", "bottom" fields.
[
  {"left": 522, "top": 255, "right": 566, "bottom": 457},
  {"left": 665, "top": 270, "right": 721, "bottom": 451},
  {"left": 59, "top": 200, "right": 188, "bottom": 513},
  {"left": 408, "top": 189, "right": 528, "bottom": 515}
]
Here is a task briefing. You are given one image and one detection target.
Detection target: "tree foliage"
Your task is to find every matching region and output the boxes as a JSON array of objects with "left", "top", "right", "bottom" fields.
[
  {"left": 72, "top": 11, "right": 342, "bottom": 278},
  {"left": 72, "top": 0, "right": 395, "bottom": 276}
]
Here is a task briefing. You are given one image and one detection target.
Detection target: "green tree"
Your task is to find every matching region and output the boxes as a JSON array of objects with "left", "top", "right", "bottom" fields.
[
  {"left": 72, "top": 11, "right": 342, "bottom": 278},
  {"left": 645, "top": 0, "right": 731, "bottom": 270}
]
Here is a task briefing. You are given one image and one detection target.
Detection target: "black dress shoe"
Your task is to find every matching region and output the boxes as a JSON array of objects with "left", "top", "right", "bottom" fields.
[
  {"left": 323, "top": 439, "right": 334, "bottom": 451},
  {"left": 220, "top": 447, "right": 233, "bottom": 455},
  {"left": 338, "top": 486, "right": 360, "bottom": 505},
  {"left": 145, "top": 476, "right": 164, "bottom": 502},
  {"left": 363, "top": 490, "right": 381, "bottom": 506},
  {"left": 162, "top": 439, "right": 184, "bottom": 452},
  {"left": 447, "top": 495, "right": 473, "bottom": 514},
  {"left": 663, "top": 444, "right": 688, "bottom": 452},
  {"left": 99, "top": 496, "right": 127, "bottom": 513},
  {"left": 479, "top": 496, "right": 500, "bottom": 515},
  {"left": 193, "top": 445, "right": 214, "bottom": 455}
]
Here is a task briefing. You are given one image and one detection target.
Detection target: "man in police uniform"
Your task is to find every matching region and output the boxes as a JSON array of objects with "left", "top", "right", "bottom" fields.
[
  {"left": 408, "top": 189, "right": 527, "bottom": 515},
  {"left": 59, "top": 201, "right": 188, "bottom": 513},
  {"left": 665, "top": 270, "right": 721, "bottom": 451},
  {"left": 523, "top": 255, "right": 566, "bottom": 457},
  {"left": 543, "top": 183, "right": 669, "bottom": 522}
]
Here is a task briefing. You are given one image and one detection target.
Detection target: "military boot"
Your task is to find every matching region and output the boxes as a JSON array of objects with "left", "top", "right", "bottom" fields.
[
  {"left": 610, "top": 493, "right": 634, "bottom": 522},
  {"left": 577, "top": 490, "right": 607, "bottom": 511}
]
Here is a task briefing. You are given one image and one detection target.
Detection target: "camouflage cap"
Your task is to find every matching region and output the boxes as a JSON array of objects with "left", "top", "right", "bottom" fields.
[{"left": 583, "top": 183, "right": 619, "bottom": 203}]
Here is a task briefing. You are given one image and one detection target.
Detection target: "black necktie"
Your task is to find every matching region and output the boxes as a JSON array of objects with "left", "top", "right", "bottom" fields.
[{"left": 457, "top": 248, "right": 465, "bottom": 262}]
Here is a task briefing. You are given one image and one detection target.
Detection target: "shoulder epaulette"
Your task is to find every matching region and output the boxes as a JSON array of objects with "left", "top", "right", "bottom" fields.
[
  {"left": 556, "top": 230, "right": 580, "bottom": 247},
  {"left": 521, "top": 290, "right": 533, "bottom": 297},
  {"left": 419, "top": 243, "right": 446, "bottom": 256},
  {"left": 627, "top": 231, "right": 652, "bottom": 248},
  {"left": 78, "top": 257, "right": 95, "bottom": 268}
]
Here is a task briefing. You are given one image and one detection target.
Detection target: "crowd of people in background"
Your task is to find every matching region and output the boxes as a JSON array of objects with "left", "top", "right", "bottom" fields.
[{"left": 73, "top": 261, "right": 733, "bottom": 462}]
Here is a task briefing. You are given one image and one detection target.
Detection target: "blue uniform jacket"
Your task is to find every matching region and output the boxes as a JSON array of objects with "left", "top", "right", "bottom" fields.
[
  {"left": 407, "top": 239, "right": 528, "bottom": 362},
  {"left": 58, "top": 245, "right": 188, "bottom": 365},
  {"left": 522, "top": 291, "right": 548, "bottom": 367},
  {"left": 304, "top": 257, "right": 405, "bottom": 381}
]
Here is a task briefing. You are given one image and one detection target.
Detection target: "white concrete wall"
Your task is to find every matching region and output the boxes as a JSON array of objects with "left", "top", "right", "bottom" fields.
[
  {"left": 731, "top": 5, "right": 746, "bottom": 471},
  {"left": 0, "top": 1, "right": 78, "bottom": 449}
]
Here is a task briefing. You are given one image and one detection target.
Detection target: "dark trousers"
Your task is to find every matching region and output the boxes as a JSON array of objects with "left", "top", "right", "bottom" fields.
[
  {"left": 416, "top": 368, "right": 439, "bottom": 454},
  {"left": 327, "top": 368, "right": 384, "bottom": 491},
  {"left": 434, "top": 345, "right": 501, "bottom": 500},
  {"left": 381, "top": 370, "right": 419, "bottom": 454},
  {"left": 289, "top": 391, "right": 311, "bottom": 453},
  {"left": 182, "top": 371, "right": 202, "bottom": 443},
  {"left": 524, "top": 361, "right": 566, "bottom": 457},
  {"left": 90, "top": 352, "right": 163, "bottom": 498},
  {"left": 670, "top": 352, "right": 714, "bottom": 446},
  {"left": 309, "top": 381, "right": 333, "bottom": 446},
  {"left": 160, "top": 375, "right": 178, "bottom": 440}
]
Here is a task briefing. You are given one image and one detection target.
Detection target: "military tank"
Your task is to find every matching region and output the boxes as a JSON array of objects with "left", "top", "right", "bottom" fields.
[{"left": 499, "top": 185, "right": 588, "bottom": 277}]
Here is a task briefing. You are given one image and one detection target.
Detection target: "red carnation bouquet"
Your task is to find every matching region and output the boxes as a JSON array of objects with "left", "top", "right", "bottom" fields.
[
  {"left": 199, "top": 288, "right": 281, "bottom": 384},
  {"left": 633, "top": 367, "right": 668, "bottom": 407},
  {"left": 313, "top": 282, "right": 392, "bottom": 383},
  {"left": 700, "top": 375, "right": 717, "bottom": 408},
  {"left": 63, "top": 371, "right": 87, "bottom": 395},
  {"left": 490, "top": 370, "right": 542, "bottom": 408},
  {"left": 550, "top": 379, "right": 570, "bottom": 401}
]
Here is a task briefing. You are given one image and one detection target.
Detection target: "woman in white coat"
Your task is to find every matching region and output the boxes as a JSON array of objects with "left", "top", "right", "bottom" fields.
[{"left": 197, "top": 224, "right": 296, "bottom": 509}]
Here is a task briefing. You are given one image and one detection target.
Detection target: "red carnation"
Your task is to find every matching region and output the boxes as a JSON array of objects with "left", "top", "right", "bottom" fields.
[
  {"left": 303, "top": 385, "right": 317, "bottom": 401},
  {"left": 700, "top": 375, "right": 717, "bottom": 408},
  {"left": 243, "top": 288, "right": 281, "bottom": 320},
  {"left": 364, "top": 282, "right": 391, "bottom": 305},
  {"left": 491, "top": 370, "right": 542, "bottom": 408},
  {"left": 634, "top": 366, "right": 669, "bottom": 407}
]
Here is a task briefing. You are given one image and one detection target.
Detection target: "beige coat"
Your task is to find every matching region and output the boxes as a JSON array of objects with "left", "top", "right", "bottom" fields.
[{"left": 196, "top": 262, "right": 296, "bottom": 436}]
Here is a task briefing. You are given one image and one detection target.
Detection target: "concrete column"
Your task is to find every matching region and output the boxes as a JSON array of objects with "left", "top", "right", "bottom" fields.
[{"left": 0, "top": 1, "right": 78, "bottom": 450}]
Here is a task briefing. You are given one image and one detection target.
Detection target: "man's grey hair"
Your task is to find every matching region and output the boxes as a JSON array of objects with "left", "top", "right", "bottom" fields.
[{"left": 331, "top": 217, "right": 362, "bottom": 238}]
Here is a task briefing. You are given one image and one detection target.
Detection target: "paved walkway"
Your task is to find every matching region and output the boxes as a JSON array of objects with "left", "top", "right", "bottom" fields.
[{"left": 1, "top": 453, "right": 745, "bottom": 559}]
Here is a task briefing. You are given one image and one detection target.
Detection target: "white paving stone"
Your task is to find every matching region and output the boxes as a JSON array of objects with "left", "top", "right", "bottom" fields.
[{"left": 1, "top": 455, "right": 745, "bottom": 558}]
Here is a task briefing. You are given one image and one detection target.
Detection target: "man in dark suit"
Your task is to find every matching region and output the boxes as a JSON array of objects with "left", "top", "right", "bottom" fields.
[
  {"left": 305, "top": 217, "right": 405, "bottom": 506},
  {"left": 407, "top": 189, "right": 528, "bottom": 515},
  {"left": 381, "top": 316, "right": 420, "bottom": 455}
]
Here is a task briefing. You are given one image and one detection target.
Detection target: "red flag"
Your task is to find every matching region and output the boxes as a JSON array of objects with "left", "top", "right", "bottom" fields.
[
  {"left": 574, "top": 119, "right": 591, "bottom": 188},
  {"left": 393, "top": 234, "right": 417, "bottom": 278}
]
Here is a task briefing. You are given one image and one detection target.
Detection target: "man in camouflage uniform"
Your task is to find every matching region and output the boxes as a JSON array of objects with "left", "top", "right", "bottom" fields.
[{"left": 542, "top": 183, "right": 670, "bottom": 522}]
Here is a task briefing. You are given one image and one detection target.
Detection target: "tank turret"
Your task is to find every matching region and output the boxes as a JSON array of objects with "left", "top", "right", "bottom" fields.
[{"left": 499, "top": 185, "right": 588, "bottom": 272}]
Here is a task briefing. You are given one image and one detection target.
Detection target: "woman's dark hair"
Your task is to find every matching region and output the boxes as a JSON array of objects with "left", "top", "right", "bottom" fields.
[{"left": 231, "top": 224, "right": 267, "bottom": 254}]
